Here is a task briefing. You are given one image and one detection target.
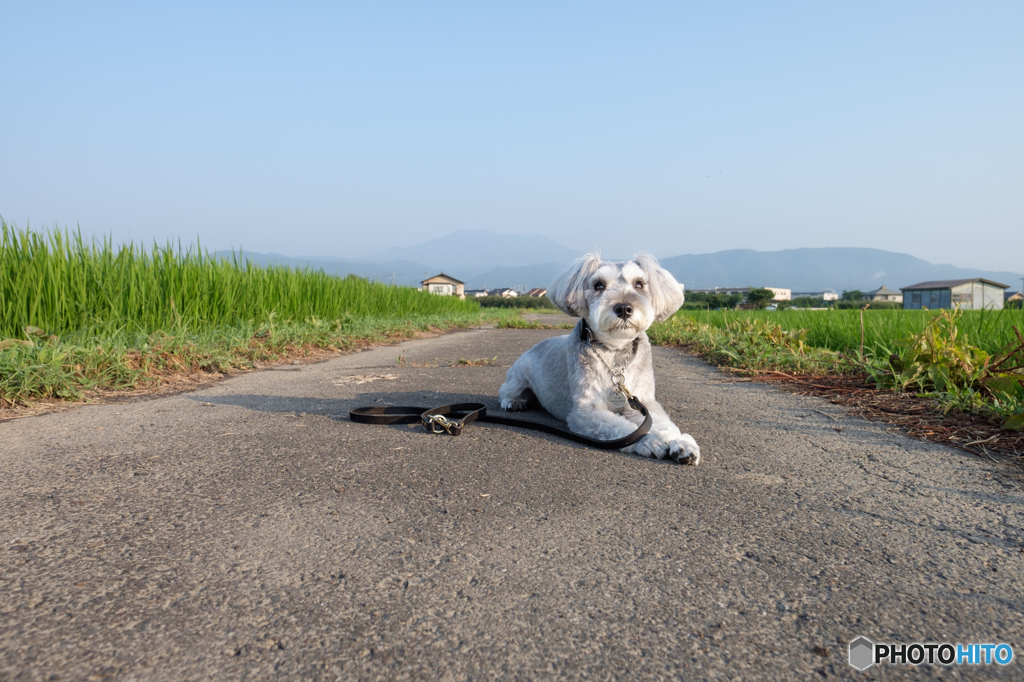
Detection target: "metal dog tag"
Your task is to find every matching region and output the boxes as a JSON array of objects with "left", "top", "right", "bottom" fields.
[{"left": 608, "top": 389, "right": 627, "bottom": 410}]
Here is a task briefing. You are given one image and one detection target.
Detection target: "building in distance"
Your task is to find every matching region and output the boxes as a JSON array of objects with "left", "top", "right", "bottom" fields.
[
  {"left": 862, "top": 285, "right": 903, "bottom": 303},
  {"left": 792, "top": 289, "right": 839, "bottom": 301},
  {"left": 689, "top": 287, "right": 791, "bottom": 301},
  {"left": 463, "top": 287, "right": 533, "bottom": 298},
  {"left": 902, "top": 278, "right": 1008, "bottom": 310},
  {"left": 420, "top": 273, "right": 465, "bottom": 299}
]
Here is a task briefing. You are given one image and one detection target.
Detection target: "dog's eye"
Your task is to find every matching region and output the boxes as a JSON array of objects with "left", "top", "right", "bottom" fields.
[
  {"left": 634, "top": 280, "right": 645, "bottom": 290},
  {"left": 593, "top": 282, "right": 605, "bottom": 292}
]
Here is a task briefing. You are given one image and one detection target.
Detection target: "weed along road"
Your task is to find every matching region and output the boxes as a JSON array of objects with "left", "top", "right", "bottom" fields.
[{"left": 2, "top": 327, "right": 1023, "bottom": 679}]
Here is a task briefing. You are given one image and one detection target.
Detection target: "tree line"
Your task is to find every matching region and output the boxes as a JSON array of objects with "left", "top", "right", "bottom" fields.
[{"left": 683, "top": 288, "right": 905, "bottom": 310}]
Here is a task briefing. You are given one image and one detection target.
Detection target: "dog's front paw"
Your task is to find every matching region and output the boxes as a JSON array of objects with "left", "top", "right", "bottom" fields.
[
  {"left": 500, "top": 397, "right": 528, "bottom": 412},
  {"left": 632, "top": 433, "right": 701, "bottom": 465},
  {"left": 669, "top": 434, "right": 701, "bottom": 466},
  {"left": 632, "top": 433, "right": 672, "bottom": 459}
]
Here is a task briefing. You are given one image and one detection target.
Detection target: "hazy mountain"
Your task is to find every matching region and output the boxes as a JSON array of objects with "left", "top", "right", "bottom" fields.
[
  {"left": 366, "top": 229, "right": 580, "bottom": 278},
  {"left": 659, "top": 248, "right": 1023, "bottom": 293},
  {"left": 465, "top": 264, "right": 568, "bottom": 291},
  {"left": 214, "top": 251, "right": 438, "bottom": 286},
  {"left": 215, "top": 249, "right": 566, "bottom": 289},
  {"left": 218, "top": 236, "right": 1022, "bottom": 294},
  {"left": 462, "top": 244, "right": 1022, "bottom": 292}
]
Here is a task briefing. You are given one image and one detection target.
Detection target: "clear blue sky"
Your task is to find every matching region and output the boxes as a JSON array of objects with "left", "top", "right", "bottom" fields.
[{"left": 3, "top": 1, "right": 1021, "bottom": 271}]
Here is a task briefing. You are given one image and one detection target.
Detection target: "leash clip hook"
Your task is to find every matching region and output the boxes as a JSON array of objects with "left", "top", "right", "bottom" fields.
[{"left": 422, "top": 413, "right": 462, "bottom": 435}]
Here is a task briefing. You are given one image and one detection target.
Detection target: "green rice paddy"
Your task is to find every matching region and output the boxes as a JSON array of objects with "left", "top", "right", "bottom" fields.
[
  {"left": 654, "top": 308, "right": 1024, "bottom": 358},
  {"left": 0, "top": 221, "right": 492, "bottom": 405},
  {"left": 1, "top": 220, "right": 477, "bottom": 340}
]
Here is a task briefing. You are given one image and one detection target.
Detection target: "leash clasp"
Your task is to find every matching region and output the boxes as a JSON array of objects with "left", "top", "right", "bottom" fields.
[{"left": 422, "top": 413, "right": 463, "bottom": 436}]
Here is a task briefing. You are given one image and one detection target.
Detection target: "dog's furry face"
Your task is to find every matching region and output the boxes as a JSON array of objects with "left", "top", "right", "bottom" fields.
[{"left": 549, "top": 252, "right": 685, "bottom": 343}]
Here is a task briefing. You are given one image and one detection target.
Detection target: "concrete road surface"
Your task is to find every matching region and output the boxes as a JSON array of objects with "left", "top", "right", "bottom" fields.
[{"left": 2, "top": 327, "right": 1022, "bottom": 680}]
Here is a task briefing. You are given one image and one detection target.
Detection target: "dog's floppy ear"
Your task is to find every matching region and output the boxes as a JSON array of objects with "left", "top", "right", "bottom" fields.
[
  {"left": 548, "top": 252, "right": 603, "bottom": 317},
  {"left": 633, "top": 253, "right": 685, "bottom": 321}
]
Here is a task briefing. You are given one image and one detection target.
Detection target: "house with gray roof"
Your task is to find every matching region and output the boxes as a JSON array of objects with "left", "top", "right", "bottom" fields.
[
  {"left": 862, "top": 285, "right": 903, "bottom": 303},
  {"left": 901, "top": 278, "right": 1008, "bottom": 310}
]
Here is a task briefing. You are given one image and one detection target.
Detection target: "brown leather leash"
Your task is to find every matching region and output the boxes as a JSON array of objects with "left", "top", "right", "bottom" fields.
[{"left": 349, "top": 397, "right": 651, "bottom": 450}]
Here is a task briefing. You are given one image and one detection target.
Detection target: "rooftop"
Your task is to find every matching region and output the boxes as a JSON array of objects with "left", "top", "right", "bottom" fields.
[
  {"left": 901, "top": 278, "right": 1009, "bottom": 291},
  {"left": 421, "top": 272, "right": 464, "bottom": 285}
]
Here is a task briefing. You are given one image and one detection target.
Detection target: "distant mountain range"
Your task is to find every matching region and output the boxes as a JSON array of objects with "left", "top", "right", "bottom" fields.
[
  {"left": 216, "top": 233, "right": 1022, "bottom": 294},
  {"left": 216, "top": 230, "right": 578, "bottom": 290},
  {"left": 659, "top": 248, "right": 1022, "bottom": 293}
]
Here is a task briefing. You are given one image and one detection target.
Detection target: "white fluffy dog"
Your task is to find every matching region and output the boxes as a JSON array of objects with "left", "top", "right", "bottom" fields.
[{"left": 499, "top": 252, "right": 701, "bottom": 464}]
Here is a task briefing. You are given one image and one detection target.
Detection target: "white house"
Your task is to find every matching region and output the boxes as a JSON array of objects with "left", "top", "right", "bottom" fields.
[
  {"left": 792, "top": 289, "right": 839, "bottom": 301},
  {"left": 420, "top": 273, "right": 465, "bottom": 299}
]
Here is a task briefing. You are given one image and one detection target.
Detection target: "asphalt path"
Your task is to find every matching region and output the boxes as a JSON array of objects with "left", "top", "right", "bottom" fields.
[{"left": 2, "top": 326, "right": 1022, "bottom": 680}]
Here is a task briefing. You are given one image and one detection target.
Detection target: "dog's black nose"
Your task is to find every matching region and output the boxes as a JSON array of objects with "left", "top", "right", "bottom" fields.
[{"left": 614, "top": 303, "right": 633, "bottom": 319}]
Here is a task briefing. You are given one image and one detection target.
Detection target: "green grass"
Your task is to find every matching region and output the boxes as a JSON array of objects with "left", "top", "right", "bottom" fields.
[
  {"left": 495, "top": 317, "right": 574, "bottom": 329},
  {"left": 0, "top": 221, "right": 501, "bottom": 406},
  {"left": 649, "top": 307, "right": 1024, "bottom": 429},
  {"left": 649, "top": 313, "right": 844, "bottom": 374},
  {"left": 476, "top": 295, "right": 557, "bottom": 310},
  {"left": 1, "top": 220, "right": 477, "bottom": 339},
  {"left": 0, "top": 311, "right": 496, "bottom": 406},
  {"left": 653, "top": 308, "right": 1024, "bottom": 358}
]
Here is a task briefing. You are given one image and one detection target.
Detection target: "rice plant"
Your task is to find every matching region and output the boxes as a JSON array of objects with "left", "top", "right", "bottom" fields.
[
  {"left": 0, "top": 220, "right": 478, "bottom": 340},
  {"left": 0, "top": 220, "right": 495, "bottom": 405},
  {"left": 651, "top": 306, "right": 1024, "bottom": 429},
  {"left": 663, "top": 308, "right": 1024, "bottom": 357}
]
